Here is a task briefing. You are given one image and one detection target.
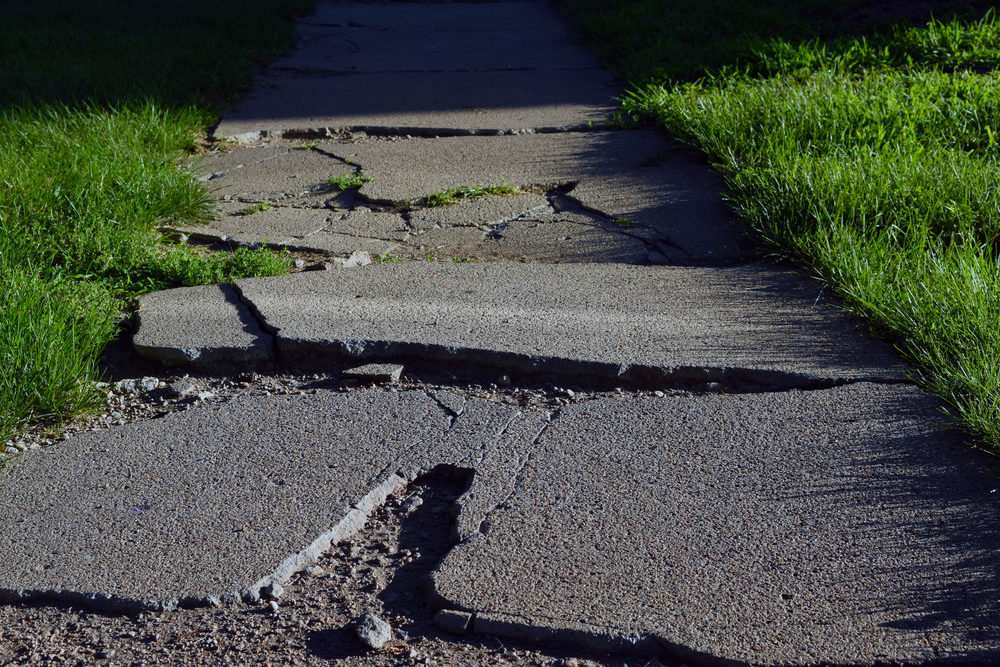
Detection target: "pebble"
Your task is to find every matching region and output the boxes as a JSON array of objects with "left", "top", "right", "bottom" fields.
[
  {"left": 167, "top": 379, "right": 198, "bottom": 398},
  {"left": 267, "top": 600, "right": 279, "bottom": 615},
  {"left": 355, "top": 612, "right": 392, "bottom": 650}
]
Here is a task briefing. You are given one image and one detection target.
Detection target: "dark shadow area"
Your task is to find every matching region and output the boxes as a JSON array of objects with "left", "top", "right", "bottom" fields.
[
  {"left": 770, "top": 389, "right": 1000, "bottom": 660},
  {"left": 0, "top": 0, "right": 315, "bottom": 114}
]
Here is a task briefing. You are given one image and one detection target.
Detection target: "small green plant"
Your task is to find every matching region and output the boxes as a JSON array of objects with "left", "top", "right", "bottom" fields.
[
  {"left": 374, "top": 253, "right": 404, "bottom": 264},
  {"left": 329, "top": 170, "right": 374, "bottom": 190},
  {"left": 422, "top": 184, "right": 519, "bottom": 207},
  {"left": 296, "top": 141, "right": 318, "bottom": 150},
  {"left": 236, "top": 201, "right": 273, "bottom": 216},
  {"left": 452, "top": 256, "right": 476, "bottom": 263},
  {"left": 613, "top": 217, "right": 634, "bottom": 228},
  {"left": 424, "top": 254, "right": 437, "bottom": 262}
]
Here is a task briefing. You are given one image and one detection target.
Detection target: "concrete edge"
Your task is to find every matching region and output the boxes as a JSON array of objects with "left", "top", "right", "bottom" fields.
[
  {"left": 211, "top": 122, "right": 609, "bottom": 142},
  {"left": 276, "top": 336, "right": 909, "bottom": 391},
  {"left": 0, "top": 474, "right": 409, "bottom": 615}
]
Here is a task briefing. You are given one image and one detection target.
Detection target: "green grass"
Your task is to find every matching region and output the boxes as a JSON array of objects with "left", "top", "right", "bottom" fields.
[
  {"left": 561, "top": 0, "right": 1000, "bottom": 449},
  {"left": 421, "top": 184, "right": 520, "bottom": 207},
  {"left": 237, "top": 201, "right": 274, "bottom": 216},
  {"left": 329, "top": 170, "right": 374, "bottom": 190},
  {"left": 0, "top": 0, "right": 312, "bottom": 442}
]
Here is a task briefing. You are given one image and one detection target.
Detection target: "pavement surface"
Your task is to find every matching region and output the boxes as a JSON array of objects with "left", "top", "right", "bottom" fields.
[{"left": 5, "top": 1, "right": 1000, "bottom": 665}]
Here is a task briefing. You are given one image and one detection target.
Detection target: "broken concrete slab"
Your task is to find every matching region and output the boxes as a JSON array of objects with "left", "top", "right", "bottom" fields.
[
  {"left": 213, "top": 69, "right": 617, "bottom": 139},
  {"left": 286, "top": 2, "right": 601, "bottom": 74},
  {"left": 472, "top": 214, "right": 651, "bottom": 264},
  {"left": 293, "top": 231, "right": 401, "bottom": 256},
  {"left": 170, "top": 202, "right": 330, "bottom": 248},
  {"left": 409, "top": 193, "right": 551, "bottom": 229},
  {"left": 325, "top": 132, "right": 751, "bottom": 264},
  {"left": 431, "top": 384, "right": 1000, "bottom": 663},
  {"left": 199, "top": 144, "right": 347, "bottom": 205},
  {"left": 224, "top": 262, "right": 907, "bottom": 386},
  {"left": 325, "top": 209, "right": 412, "bottom": 242},
  {"left": 0, "top": 390, "right": 452, "bottom": 612},
  {"left": 133, "top": 284, "right": 274, "bottom": 370}
]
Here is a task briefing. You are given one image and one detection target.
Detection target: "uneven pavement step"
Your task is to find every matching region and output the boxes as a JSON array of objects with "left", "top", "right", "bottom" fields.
[
  {"left": 431, "top": 383, "right": 1000, "bottom": 664},
  {"left": 132, "top": 284, "right": 274, "bottom": 370},
  {"left": 202, "top": 262, "right": 909, "bottom": 387},
  {"left": 214, "top": 2, "right": 615, "bottom": 139},
  {"left": 0, "top": 389, "right": 527, "bottom": 612}
]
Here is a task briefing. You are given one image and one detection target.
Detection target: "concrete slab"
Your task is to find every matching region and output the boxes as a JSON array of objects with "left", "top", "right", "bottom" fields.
[
  {"left": 0, "top": 390, "right": 450, "bottom": 611},
  {"left": 213, "top": 70, "right": 617, "bottom": 138},
  {"left": 224, "top": 262, "right": 906, "bottom": 386},
  {"left": 286, "top": 2, "right": 600, "bottom": 73},
  {"left": 431, "top": 384, "right": 1000, "bottom": 663},
  {"left": 326, "top": 132, "right": 751, "bottom": 264},
  {"left": 171, "top": 202, "right": 330, "bottom": 247},
  {"left": 133, "top": 284, "right": 273, "bottom": 370},
  {"left": 409, "top": 193, "right": 551, "bottom": 229},
  {"left": 200, "top": 145, "right": 347, "bottom": 205},
  {"left": 326, "top": 209, "right": 411, "bottom": 242},
  {"left": 473, "top": 214, "right": 650, "bottom": 264},
  {"left": 293, "top": 230, "right": 402, "bottom": 256}
]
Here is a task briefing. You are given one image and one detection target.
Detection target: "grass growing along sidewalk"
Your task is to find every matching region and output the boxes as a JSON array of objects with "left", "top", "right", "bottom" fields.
[
  {"left": 561, "top": 0, "right": 1000, "bottom": 449},
  {"left": 0, "top": 0, "right": 316, "bottom": 443}
]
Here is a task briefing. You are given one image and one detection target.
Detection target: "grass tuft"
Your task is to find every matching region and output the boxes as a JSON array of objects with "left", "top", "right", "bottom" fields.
[
  {"left": 421, "top": 184, "right": 520, "bottom": 207},
  {"left": 329, "top": 171, "right": 374, "bottom": 190}
]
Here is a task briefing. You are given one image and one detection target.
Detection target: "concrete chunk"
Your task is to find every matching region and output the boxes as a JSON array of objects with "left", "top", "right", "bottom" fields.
[
  {"left": 133, "top": 284, "right": 274, "bottom": 370},
  {"left": 432, "top": 384, "right": 1000, "bottom": 664},
  {"left": 231, "top": 262, "right": 906, "bottom": 385},
  {"left": 0, "top": 390, "right": 449, "bottom": 611}
]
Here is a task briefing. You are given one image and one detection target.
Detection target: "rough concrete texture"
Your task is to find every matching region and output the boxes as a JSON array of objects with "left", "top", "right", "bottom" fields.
[
  {"left": 200, "top": 144, "right": 346, "bottom": 206},
  {"left": 286, "top": 2, "right": 600, "bottom": 73},
  {"left": 409, "top": 193, "right": 551, "bottom": 228},
  {"left": 170, "top": 201, "right": 330, "bottom": 248},
  {"left": 226, "top": 262, "right": 906, "bottom": 386},
  {"left": 324, "top": 132, "right": 752, "bottom": 264},
  {"left": 216, "top": 70, "right": 616, "bottom": 140},
  {"left": 0, "top": 390, "right": 453, "bottom": 611},
  {"left": 214, "top": 1, "right": 616, "bottom": 138},
  {"left": 133, "top": 284, "right": 274, "bottom": 370},
  {"left": 431, "top": 384, "right": 1000, "bottom": 664},
  {"left": 468, "top": 214, "right": 651, "bottom": 264}
]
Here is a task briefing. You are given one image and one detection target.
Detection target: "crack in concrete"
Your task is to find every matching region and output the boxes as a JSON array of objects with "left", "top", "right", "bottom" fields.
[
  {"left": 273, "top": 123, "right": 608, "bottom": 142},
  {"left": 228, "top": 282, "right": 281, "bottom": 366}
]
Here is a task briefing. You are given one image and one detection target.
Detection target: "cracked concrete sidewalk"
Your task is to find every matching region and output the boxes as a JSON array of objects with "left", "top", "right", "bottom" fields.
[{"left": 4, "top": 1, "right": 1000, "bottom": 665}]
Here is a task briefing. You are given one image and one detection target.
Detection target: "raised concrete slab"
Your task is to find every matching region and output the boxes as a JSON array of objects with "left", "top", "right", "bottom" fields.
[
  {"left": 325, "top": 132, "right": 752, "bottom": 264},
  {"left": 287, "top": 2, "right": 601, "bottom": 73},
  {"left": 214, "top": 70, "right": 617, "bottom": 139},
  {"left": 225, "top": 262, "right": 906, "bottom": 386},
  {"left": 431, "top": 384, "right": 1000, "bottom": 663},
  {"left": 0, "top": 390, "right": 455, "bottom": 611},
  {"left": 133, "top": 284, "right": 273, "bottom": 370},
  {"left": 473, "top": 214, "right": 651, "bottom": 264}
]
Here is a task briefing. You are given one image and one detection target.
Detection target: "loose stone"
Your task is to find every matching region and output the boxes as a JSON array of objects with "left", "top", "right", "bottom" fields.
[{"left": 355, "top": 612, "right": 392, "bottom": 650}]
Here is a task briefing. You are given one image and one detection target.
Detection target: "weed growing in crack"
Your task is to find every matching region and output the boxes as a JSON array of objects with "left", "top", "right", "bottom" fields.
[
  {"left": 374, "top": 253, "right": 404, "bottom": 264},
  {"left": 236, "top": 201, "right": 273, "bottom": 216},
  {"left": 329, "top": 171, "right": 374, "bottom": 191},
  {"left": 421, "top": 184, "right": 519, "bottom": 207},
  {"left": 296, "top": 141, "right": 318, "bottom": 150},
  {"left": 614, "top": 217, "right": 634, "bottom": 228},
  {"left": 452, "top": 256, "right": 476, "bottom": 263}
]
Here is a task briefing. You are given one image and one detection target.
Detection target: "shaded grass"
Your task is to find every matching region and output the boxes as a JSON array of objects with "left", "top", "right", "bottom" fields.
[
  {"left": 562, "top": 0, "right": 1000, "bottom": 449},
  {"left": 0, "top": 0, "right": 312, "bottom": 441}
]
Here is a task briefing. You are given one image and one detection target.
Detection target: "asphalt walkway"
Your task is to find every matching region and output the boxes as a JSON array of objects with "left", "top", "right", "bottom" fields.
[{"left": 3, "top": 2, "right": 1000, "bottom": 664}]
